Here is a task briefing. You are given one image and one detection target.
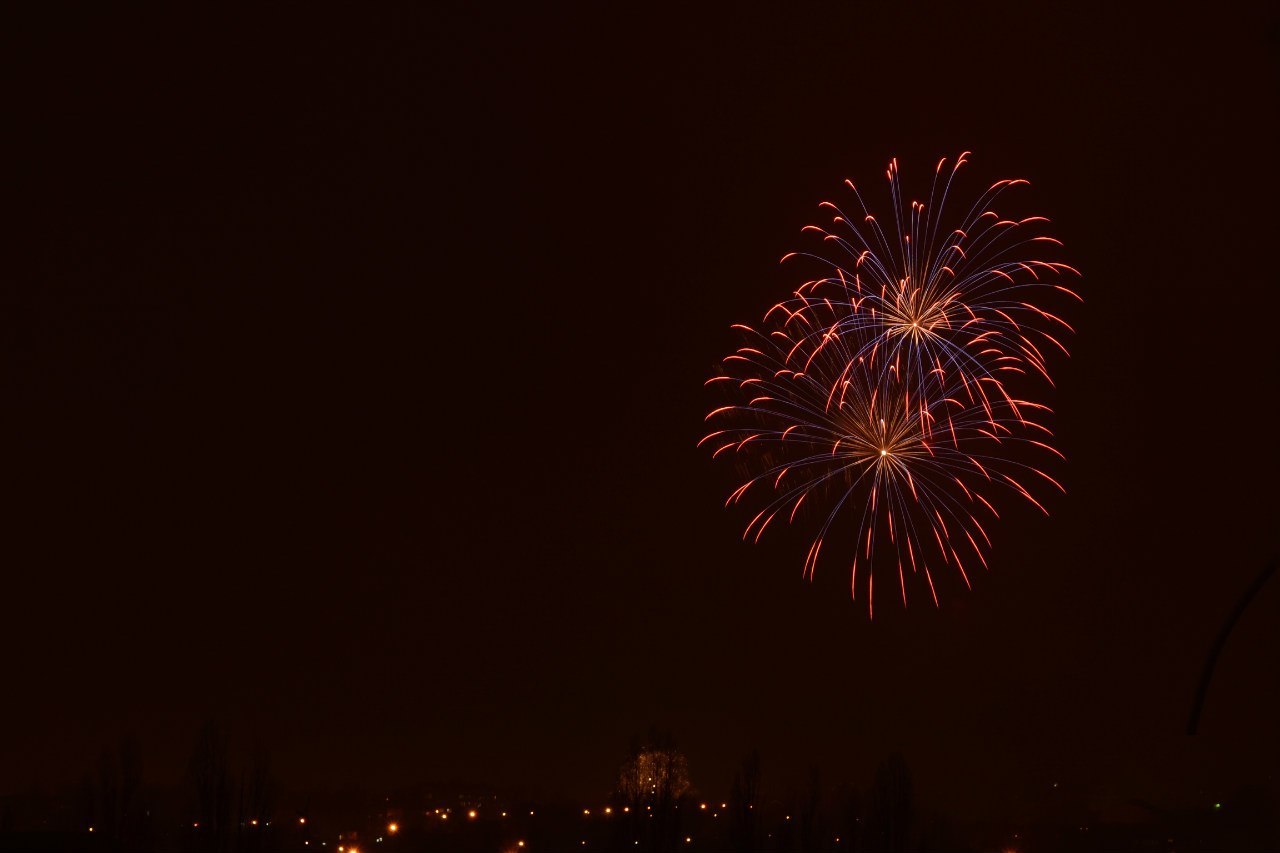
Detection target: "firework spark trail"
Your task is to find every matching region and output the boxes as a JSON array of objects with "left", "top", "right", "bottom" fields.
[{"left": 703, "top": 155, "right": 1078, "bottom": 615}]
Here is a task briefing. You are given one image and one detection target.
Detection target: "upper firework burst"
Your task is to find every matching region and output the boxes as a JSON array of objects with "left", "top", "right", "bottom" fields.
[{"left": 702, "top": 154, "right": 1079, "bottom": 616}]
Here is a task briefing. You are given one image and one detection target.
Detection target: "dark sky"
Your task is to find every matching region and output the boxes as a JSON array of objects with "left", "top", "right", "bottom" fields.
[{"left": 6, "top": 1, "right": 1279, "bottom": 820}]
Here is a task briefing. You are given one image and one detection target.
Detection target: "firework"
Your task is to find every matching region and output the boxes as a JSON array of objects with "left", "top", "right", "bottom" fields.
[{"left": 702, "top": 154, "right": 1078, "bottom": 615}]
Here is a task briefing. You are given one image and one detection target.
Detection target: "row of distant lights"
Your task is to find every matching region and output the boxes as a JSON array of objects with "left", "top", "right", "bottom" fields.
[
  {"left": 422, "top": 810, "right": 529, "bottom": 848},
  {"left": 89, "top": 795, "right": 992, "bottom": 847},
  {"left": 582, "top": 803, "right": 734, "bottom": 818},
  {"left": 428, "top": 807, "right": 527, "bottom": 820},
  {"left": 86, "top": 794, "right": 1226, "bottom": 849},
  {"left": 573, "top": 802, "right": 735, "bottom": 846},
  {"left": 132, "top": 803, "right": 743, "bottom": 838},
  {"left": 97, "top": 801, "right": 746, "bottom": 833}
]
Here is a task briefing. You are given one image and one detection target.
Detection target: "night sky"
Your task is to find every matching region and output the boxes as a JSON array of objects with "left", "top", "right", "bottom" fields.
[{"left": 6, "top": 1, "right": 1279, "bottom": 823}]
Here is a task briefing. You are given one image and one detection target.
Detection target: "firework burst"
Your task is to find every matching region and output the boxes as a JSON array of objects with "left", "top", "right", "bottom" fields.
[{"left": 702, "top": 154, "right": 1078, "bottom": 615}]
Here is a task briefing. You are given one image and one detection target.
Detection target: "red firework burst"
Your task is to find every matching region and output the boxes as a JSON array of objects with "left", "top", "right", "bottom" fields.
[{"left": 702, "top": 153, "right": 1079, "bottom": 616}]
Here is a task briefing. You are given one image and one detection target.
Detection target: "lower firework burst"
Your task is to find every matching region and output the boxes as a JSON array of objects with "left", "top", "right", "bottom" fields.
[{"left": 702, "top": 156, "right": 1074, "bottom": 616}]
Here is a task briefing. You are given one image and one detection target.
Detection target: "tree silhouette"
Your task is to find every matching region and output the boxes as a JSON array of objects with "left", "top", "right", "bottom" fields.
[
  {"left": 189, "top": 720, "right": 231, "bottom": 852},
  {"left": 867, "top": 752, "right": 914, "bottom": 853},
  {"left": 728, "top": 750, "right": 762, "bottom": 852},
  {"left": 616, "top": 729, "right": 691, "bottom": 853},
  {"left": 237, "top": 744, "right": 275, "bottom": 853},
  {"left": 118, "top": 734, "right": 145, "bottom": 849},
  {"left": 799, "top": 767, "right": 823, "bottom": 853},
  {"left": 98, "top": 747, "right": 119, "bottom": 841}
]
